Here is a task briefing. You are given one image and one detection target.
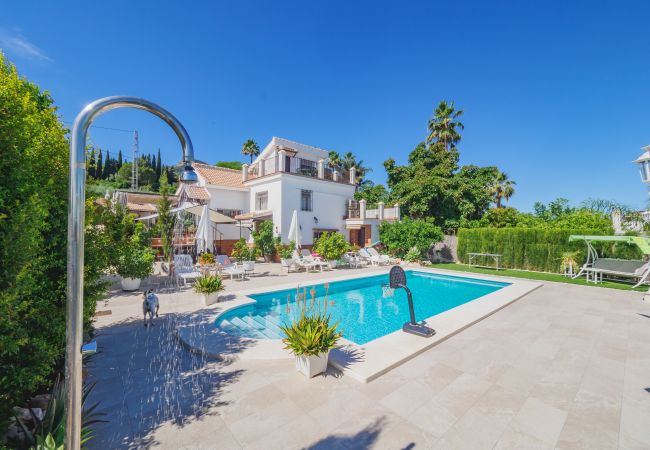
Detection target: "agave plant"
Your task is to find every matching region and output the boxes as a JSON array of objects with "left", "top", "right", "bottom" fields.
[
  {"left": 279, "top": 286, "right": 342, "bottom": 357},
  {"left": 14, "top": 375, "right": 106, "bottom": 450}
]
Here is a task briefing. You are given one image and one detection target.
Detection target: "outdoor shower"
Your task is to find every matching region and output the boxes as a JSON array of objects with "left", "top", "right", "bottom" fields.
[
  {"left": 388, "top": 265, "right": 436, "bottom": 338},
  {"left": 65, "top": 96, "right": 198, "bottom": 449}
]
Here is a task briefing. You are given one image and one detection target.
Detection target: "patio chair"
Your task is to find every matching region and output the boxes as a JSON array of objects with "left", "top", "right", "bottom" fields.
[
  {"left": 296, "top": 249, "right": 328, "bottom": 272},
  {"left": 216, "top": 255, "right": 246, "bottom": 280},
  {"left": 173, "top": 254, "right": 202, "bottom": 286},
  {"left": 366, "top": 247, "right": 394, "bottom": 265}
]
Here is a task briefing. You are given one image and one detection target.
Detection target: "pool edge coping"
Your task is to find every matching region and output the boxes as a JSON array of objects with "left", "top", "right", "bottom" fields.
[{"left": 174, "top": 266, "right": 542, "bottom": 381}]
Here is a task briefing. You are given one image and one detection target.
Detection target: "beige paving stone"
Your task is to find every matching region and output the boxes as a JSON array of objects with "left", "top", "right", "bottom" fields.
[
  {"left": 87, "top": 269, "right": 650, "bottom": 449},
  {"left": 510, "top": 397, "right": 568, "bottom": 446},
  {"left": 433, "top": 372, "right": 493, "bottom": 418},
  {"left": 379, "top": 379, "right": 435, "bottom": 418}
]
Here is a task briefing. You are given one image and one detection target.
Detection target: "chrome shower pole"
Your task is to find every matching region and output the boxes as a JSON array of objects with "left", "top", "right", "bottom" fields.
[{"left": 66, "top": 96, "right": 198, "bottom": 449}]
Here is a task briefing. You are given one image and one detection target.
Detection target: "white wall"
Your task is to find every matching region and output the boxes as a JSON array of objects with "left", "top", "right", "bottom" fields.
[
  {"left": 205, "top": 185, "right": 250, "bottom": 240},
  {"left": 279, "top": 176, "right": 354, "bottom": 245}
]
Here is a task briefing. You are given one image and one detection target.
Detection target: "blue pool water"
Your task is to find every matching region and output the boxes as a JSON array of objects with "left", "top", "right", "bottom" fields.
[{"left": 215, "top": 271, "right": 509, "bottom": 345}]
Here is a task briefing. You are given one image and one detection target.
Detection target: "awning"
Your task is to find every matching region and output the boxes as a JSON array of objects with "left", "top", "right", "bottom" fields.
[
  {"left": 569, "top": 235, "right": 650, "bottom": 255},
  {"left": 234, "top": 209, "right": 273, "bottom": 221},
  {"left": 136, "top": 203, "right": 237, "bottom": 224}
]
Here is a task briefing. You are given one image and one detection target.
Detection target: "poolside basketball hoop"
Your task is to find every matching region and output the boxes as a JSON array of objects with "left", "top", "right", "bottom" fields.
[
  {"left": 389, "top": 266, "right": 435, "bottom": 338},
  {"left": 382, "top": 284, "right": 395, "bottom": 298}
]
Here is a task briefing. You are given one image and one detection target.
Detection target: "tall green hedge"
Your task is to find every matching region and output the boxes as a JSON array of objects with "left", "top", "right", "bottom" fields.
[{"left": 457, "top": 228, "right": 643, "bottom": 273}]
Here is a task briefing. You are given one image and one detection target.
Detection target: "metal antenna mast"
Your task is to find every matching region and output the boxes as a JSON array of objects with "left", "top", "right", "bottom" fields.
[{"left": 131, "top": 129, "right": 139, "bottom": 189}]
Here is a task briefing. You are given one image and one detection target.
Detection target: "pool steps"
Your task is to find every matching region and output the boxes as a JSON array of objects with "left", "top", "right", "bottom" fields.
[{"left": 219, "top": 314, "right": 284, "bottom": 339}]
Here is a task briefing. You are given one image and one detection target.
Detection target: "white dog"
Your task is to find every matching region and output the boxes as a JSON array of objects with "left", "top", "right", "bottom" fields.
[{"left": 142, "top": 289, "right": 159, "bottom": 327}]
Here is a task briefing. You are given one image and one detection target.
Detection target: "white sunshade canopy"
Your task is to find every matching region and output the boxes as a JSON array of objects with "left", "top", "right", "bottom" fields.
[
  {"left": 287, "top": 209, "right": 302, "bottom": 248},
  {"left": 635, "top": 146, "right": 650, "bottom": 183}
]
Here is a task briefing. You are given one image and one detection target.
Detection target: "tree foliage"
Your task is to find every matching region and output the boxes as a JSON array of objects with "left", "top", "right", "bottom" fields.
[
  {"left": 215, "top": 161, "right": 243, "bottom": 170},
  {"left": 328, "top": 151, "right": 370, "bottom": 185},
  {"left": 378, "top": 218, "right": 444, "bottom": 259},
  {"left": 0, "top": 53, "right": 107, "bottom": 428},
  {"left": 353, "top": 181, "right": 390, "bottom": 206},
  {"left": 241, "top": 139, "right": 260, "bottom": 164}
]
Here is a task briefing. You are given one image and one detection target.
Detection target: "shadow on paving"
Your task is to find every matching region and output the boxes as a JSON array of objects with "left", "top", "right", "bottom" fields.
[
  {"left": 86, "top": 309, "right": 253, "bottom": 449},
  {"left": 304, "top": 417, "right": 388, "bottom": 450}
]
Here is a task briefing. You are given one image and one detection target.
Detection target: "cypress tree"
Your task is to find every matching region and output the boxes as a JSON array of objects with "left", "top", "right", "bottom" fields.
[
  {"left": 96, "top": 149, "right": 103, "bottom": 179},
  {"left": 151, "top": 154, "right": 157, "bottom": 173},
  {"left": 117, "top": 150, "right": 123, "bottom": 169},
  {"left": 88, "top": 148, "right": 96, "bottom": 178},
  {"left": 104, "top": 150, "right": 112, "bottom": 178},
  {"left": 156, "top": 148, "right": 162, "bottom": 178}
]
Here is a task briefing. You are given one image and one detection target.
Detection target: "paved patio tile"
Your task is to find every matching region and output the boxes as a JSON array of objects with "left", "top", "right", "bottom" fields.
[
  {"left": 86, "top": 268, "right": 650, "bottom": 449},
  {"left": 510, "top": 397, "right": 568, "bottom": 446}
]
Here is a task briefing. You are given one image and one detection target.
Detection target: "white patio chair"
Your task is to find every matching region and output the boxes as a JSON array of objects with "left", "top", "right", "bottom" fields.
[
  {"left": 216, "top": 255, "right": 246, "bottom": 280},
  {"left": 173, "top": 254, "right": 202, "bottom": 285}
]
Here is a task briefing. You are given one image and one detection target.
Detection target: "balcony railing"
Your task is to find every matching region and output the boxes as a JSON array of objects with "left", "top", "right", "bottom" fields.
[
  {"left": 346, "top": 206, "right": 400, "bottom": 221},
  {"left": 247, "top": 155, "right": 353, "bottom": 185}
]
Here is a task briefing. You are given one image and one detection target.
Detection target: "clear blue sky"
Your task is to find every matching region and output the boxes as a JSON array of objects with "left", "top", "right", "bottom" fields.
[{"left": 4, "top": 1, "right": 650, "bottom": 211}]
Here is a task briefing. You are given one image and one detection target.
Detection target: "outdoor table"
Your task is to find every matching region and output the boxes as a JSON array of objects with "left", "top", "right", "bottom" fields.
[{"left": 468, "top": 252, "right": 502, "bottom": 270}]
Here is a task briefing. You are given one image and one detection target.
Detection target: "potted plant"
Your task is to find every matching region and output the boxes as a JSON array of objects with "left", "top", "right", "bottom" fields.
[
  {"left": 560, "top": 251, "right": 580, "bottom": 277},
  {"left": 313, "top": 232, "right": 349, "bottom": 269},
  {"left": 198, "top": 252, "right": 215, "bottom": 266},
  {"left": 116, "top": 241, "right": 156, "bottom": 291},
  {"left": 276, "top": 240, "right": 296, "bottom": 270},
  {"left": 252, "top": 220, "right": 276, "bottom": 262},
  {"left": 279, "top": 287, "right": 342, "bottom": 378},
  {"left": 194, "top": 274, "right": 224, "bottom": 305}
]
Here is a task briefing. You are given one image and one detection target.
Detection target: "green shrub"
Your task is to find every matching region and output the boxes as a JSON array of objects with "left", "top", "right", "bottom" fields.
[
  {"left": 0, "top": 54, "right": 107, "bottom": 429},
  {"left": 198, "top": 252, "right": 215, "bottom": 265},
  {"left": 193, "top": 274, "right": 224, "bottom": 295},
  {"left": 276, "top": 240, "right": 296, "bottom": 259},
  {"left": 252, "top": 220, "right": 276, "bottom": 257},
  {"left": 379, "top": 218, "right": 444, "bottom": 259},
  {"left": 231, "top": 238, "right": 259, "bottom": 262},
  {"left": 313, "top": 232, "right": 349, "bottom": 261},
  {"left": 456, "top": 227, "right": 630, "bottom": 273},
  {"left": 404, "top": 246, "right": 422, "bottom": 262}
]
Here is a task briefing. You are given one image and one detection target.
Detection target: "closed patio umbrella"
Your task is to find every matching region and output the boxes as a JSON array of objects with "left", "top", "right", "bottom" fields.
[
  {"left": 195, "top": 204, "right": 213, "bottom": 253},
  {"left": 287, "top": 210, "right": 301, "bottom": 249}
]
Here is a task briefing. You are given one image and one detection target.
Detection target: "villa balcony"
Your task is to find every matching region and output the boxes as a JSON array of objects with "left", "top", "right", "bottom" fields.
[
  {"left": 345, "top": 201, "right": 400, "bottom": 222},
  {"left": 243, "top": 154, "right": 355, "bottom": 185}
]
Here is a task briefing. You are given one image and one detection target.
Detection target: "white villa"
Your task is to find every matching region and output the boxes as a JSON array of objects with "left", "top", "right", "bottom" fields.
[{"left": 175, "top": 137, "right": 400, "bottom": 254}]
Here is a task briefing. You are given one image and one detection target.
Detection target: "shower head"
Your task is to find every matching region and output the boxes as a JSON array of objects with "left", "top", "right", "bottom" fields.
[{"left": 180, "top": 164, "right": 199, "bottom": 184}]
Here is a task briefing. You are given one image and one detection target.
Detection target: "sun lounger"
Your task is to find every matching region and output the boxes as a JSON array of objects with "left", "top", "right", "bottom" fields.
[
  {"left": 174, "top": 254, "right": 202, "bottom": 285},
  {"left": 296, "top": 249, "right": 328, "bottom": 272},
  {"left": 576, "top": 257, "right": 650, "bottom": 287},
  {"left": 216, "top": 255, "right": 246, "bottom": 280}
]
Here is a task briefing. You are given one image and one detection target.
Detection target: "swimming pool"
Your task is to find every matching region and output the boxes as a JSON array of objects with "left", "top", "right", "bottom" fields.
[{"left": 215, "top": 271, "right": 510, "bottom": 345}]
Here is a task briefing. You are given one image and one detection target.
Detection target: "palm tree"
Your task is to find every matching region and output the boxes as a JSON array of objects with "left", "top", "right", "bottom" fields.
[
  {"left": 241, "top": 139, "right": 260, "bottom": 164},
  {"left": 329, "top": 151, "right": 370, "bottom": 185},
  {"left": 489, "top": 172, "right": 516, "bottom": 208},
  {"left": 427, "top": 100, "right": 464, "bottom": 151}
]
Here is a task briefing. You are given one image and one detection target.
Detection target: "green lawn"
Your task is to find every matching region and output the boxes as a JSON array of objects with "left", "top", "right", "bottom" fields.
[{"left": 427, "top": 263, "right": 647, "bottom": 292}]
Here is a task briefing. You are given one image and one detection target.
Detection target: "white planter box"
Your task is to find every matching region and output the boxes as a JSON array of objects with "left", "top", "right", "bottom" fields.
[
  {"left": 121, "top": 277, "right": 141, "bottom": 291},
  {"left": 295, "top": 351, "right": 330, "bottom": 378},
  {"left": 328, "top": 260, "right": 338, "bottom": 269},
  {"left": 201, "top": 292, "right": 220, "bottom": 306},
  {"left": 242, "top": 261, "right": 255, "bottom": 272}
]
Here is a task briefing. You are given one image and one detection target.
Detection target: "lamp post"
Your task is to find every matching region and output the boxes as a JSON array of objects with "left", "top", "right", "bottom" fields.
[
  {"left": 634, "top": 145, "right": 650, "bottom": 188},
  {"left": 65, "top": 96, "right": 198, "bottom": 449}
]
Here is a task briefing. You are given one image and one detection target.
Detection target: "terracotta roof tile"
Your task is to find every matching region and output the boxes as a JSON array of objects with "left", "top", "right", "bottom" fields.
[
  {"left": 183, "top": 185, "right": 210, "bottom": 200},
  {"left": 194, "top": 163, "right": 244, "bottom": 188}
]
